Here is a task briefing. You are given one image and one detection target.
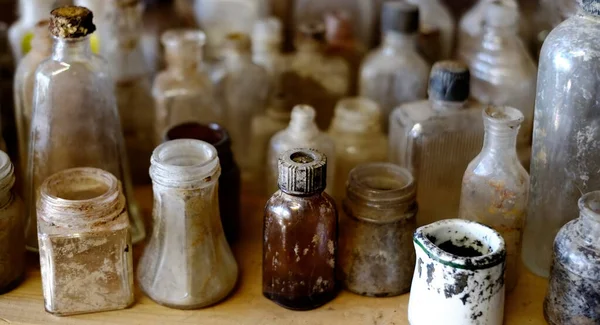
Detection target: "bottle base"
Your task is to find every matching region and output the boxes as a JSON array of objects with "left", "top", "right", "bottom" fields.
[{"left": 262, "top": 290, "right": 337, "bottom": 311}]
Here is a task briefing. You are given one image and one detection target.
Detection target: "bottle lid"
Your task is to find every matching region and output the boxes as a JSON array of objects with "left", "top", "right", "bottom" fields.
[
  {"left": 428, "top": 61, "right": 470, "bottom": 102},
  {"left": 278, "top": 148, "right": 327, "bottom": 195},
  {"left": 223, "top": 32, "right": 252, "bottom": 52},
  {"left": 484, "top": 0, "right": 519, "bottom": 28},
  {"left": 50, "top": 6, "right": 96, "bottom": 38},
  {"left": 580, "top": 0, "right": 600, "bottom": 15},
  {"left": 381, "top": 1, "right": 420, "bottom": 35},
  {"left": 296, "top": 21, "right": 327, "bottom": 43}
]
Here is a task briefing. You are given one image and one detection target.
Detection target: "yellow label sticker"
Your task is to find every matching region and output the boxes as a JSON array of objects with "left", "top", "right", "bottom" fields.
[{"left": 21, "top": 31, "right": 34, "bottom": 55}]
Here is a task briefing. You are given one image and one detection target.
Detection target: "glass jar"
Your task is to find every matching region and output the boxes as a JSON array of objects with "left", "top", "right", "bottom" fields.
[
  {"left": 359, "top": 1, "right": 429, "bottom": 132},
  {"left": 405, "top": 0, "right": 454, "bottom": 63},
  {"left": 37, "top": 167, "right": 134, "bottom": 316},
  {"left": 340, "top": 163, "right": 416, "bottom": 297},
  {"left": 263, "top": 148, "right": 338, "bottom": 310},
  {"left": 26, "top": 6, "right": 144, "bottom": 250},
  {"left": 138, "top": 139, "right": 238, "bottom": 309},
  {"left": 252, "top": 17, "right": 286, "bottom": 95},
  {"left": 8, "top": 0, "right": 55, "bottom": 61},
  {"left": 390, "top": 61, "right": 484, "bottom": 226},
  {"left": 458, "top": 105, "right": 528, "bottom": 292}
]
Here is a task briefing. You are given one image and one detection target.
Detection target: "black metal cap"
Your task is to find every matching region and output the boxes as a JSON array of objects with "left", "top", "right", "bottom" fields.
[
  {"left": 381, "top": 1, "right": 419, "bottom": 34},
  {"left": 428, "top": 61, "right": 470, "bottom": 102},
  {"left": 278, "top": 148, "right": 327, "bottom": 195},
  {"left": 580, "top": 0, "right": 600, "bottom": 15}
]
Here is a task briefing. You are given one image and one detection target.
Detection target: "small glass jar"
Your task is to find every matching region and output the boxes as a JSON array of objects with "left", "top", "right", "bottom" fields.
[
  {"left": 138, "top": 139, "right": 238, "bottom": 309},
  {"left": 340, "top": 162, "right": 416, "bottom": 297},
  {"left": 37, "top": 167, "right": 134, "bottom": 316}
]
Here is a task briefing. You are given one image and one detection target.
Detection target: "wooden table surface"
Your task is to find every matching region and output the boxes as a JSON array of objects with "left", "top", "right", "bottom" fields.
[{"left": 0, "top": 186, "right": 548, "bottom": 325}]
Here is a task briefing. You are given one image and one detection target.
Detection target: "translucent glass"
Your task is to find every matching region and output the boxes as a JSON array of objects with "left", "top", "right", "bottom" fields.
[
  {"left": 8, "top": 0, "right": 55, "bottom": 61},
  {"left": 406, "top": 0, "right": 454, "bottom": 61},
  {"left": 252, "top": 17, "right": 287, "bottom": 95},
  {"left": 138, "top": 139, "right": 238, "bottom": 309},
  {"left": 523, "top": 7, "right": 600, "bottom": 278}
]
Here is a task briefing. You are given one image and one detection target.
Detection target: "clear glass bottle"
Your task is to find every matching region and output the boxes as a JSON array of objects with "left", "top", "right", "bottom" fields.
[
  {"left": 359, "top": 1, "right": 430, "bottom": 132},
  {"left": 523, "top": 0, "right": 600, "bottom": 278},
  {"left": 340, "top": 162, "right": 416, "bottom": 297},
  {"left": 37, "top": 167, "right": 134, "bottom": 316},
  {"left": 459, "top": 0, "right": 537, "bottom": 167},
  {"left": 405, "top": 0, "right": 455, "bottom": 63},
  {"left": 389, "top": 61, "right": 485, "bottom": 226},
  {"left": 328, "top": 97, "right": 387, "bottom": 200},
  {"left": 138, "top": 139, "right": 238, "bottom": 309},
  {"left": 8, "top": 0, "right": 55, "bottom": 61},
  {"left": 153, "top": 29, "right": 220, "bottom": 144},
  {"left": 267, "top": 105, "right": 336, "bottom": 195},
  {"left": 252, "top": 17, "right": 286, "bottom": 95},
  {"left": 458, "top": 105, "right": 528, "bottom": 292},
  {"left": 544, "top": 191, "right": 600, "bottom": 324},
  {"left": 263, "top": 148, "right": 338, "bottom": 310},
  {"left": 26, "top": 6, "right": 144, "bottom": 250}
]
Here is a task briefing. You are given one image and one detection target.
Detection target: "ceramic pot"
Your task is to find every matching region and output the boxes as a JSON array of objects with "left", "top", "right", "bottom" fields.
[{"left": 408, "top": 219, "right": 506, "bottom": 325}]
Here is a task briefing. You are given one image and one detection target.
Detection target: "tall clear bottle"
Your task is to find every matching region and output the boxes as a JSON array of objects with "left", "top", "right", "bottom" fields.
[
  {"left": 458, "top": 105, "right": 528, "bottom": 292},
  {"left": 359, "top": 1, "right": 430, "bottom": 132},
  {"left": 405, "top": 0, "right": 455, "bottom": 63},
  {"left": 252, "top": 17, "right": 286, "bottom": 95},
  {"left": 8, "top": 0, "right": 55, "bottom": 61},
  {"left": 523, "top": 0, "right": 600, "bottom": 278},
  {"left": 26, "top": 6, "right": 144, "bottom": 250},
  {"left": 389, "top": 61, "right": 485, "bottom": 226}
]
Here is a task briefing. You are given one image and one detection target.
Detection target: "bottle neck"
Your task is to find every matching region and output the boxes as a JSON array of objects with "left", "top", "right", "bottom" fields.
[
  {"left": 481, "top": 116, "right": 519, "bottom": 158},
  {"left": 20, "top": 0, "right": 54, "bottom": 24},
  {"left": 331, "top": 98, "right": 382, "bottom": 134},
  {"left": 223, "top": 49, "right": 253, "bottom": 68},
  {"left": 51, "top": 36, "right": 93, "bottom": 61},
  {"left": 286, "top": 106, "right": 320, "bottom": 139},
  {"left": 431, "top": 100, "right": 467, "bottom": 112},
  {"left": 31, "top": 30, "right": 52, "bottom": 55},
  {"left": 576, "top": 191, "right": 600, "bottom": 246},
  {"left": 481, "top": 24, "right": 519, "bottom": 50},
  {"left": 165, "top": 46, "right": 203, "bottom": 77},
  {"left": 104, "top": 2, "right": 144, "bottom": 51},
  {"left": 382, "top": 31, "right": 416, "bottom": 53}
]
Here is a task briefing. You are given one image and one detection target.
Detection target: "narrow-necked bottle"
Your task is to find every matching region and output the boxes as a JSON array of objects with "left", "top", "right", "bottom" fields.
[
  {"left": 405, "top": 0, "right": 454, "bottom": 63},
  {"left": 8, "top": 0, "right": 55, "bottom": 61},
  {"left": 252, "top": 17, "right": 286, "bottom": 95},
  {"left": 523, "top": 0, "right": 600, "bottom": 278},
  {"left": 390, "top": 61, "right": 484, "bottom": 226},
  {"left": 263, "top": 148, "right": 338, "bottom": 310}
]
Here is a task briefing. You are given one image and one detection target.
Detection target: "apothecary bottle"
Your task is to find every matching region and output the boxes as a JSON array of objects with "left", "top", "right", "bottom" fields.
[
  {"left": 138, "top": 139, "right": 238, "bottom": 309},
  {"left": 252, "top": 17, "right": 286, "bottom": 95},
  {"left": 390, "top": 61, "right": 484, "bottom": 226},
  {"left": 267, "top": 105, "right": 336, "bottom": 195},
  {"left": 263, "top": 148, "right": 338, "bottom": 310},
  {"left": 38, "top": 167, "right": 134, "bottom": 316},
  {"left": 523, "top": 0, "right": 600, "bottom": 278},
  {"left": 328, "top": 97, "right": 387, "bottom": 200},
  {"left": 359, "top": 1, "right": 429, "bottom": 132},
  {"left": 26, "top": 6, "right": 144, "bottom": 250},
  {"left": 405, "top": 0, "right": 454, "bottom": 63},
  {"left": 8, "top": 0, "right": 55, "bottom": 61},
  {"left": 340, "top": 163, "right": 416, "bottom": 297},
  {"left": 458, "top": 105, "right": 528, "bottom": 292},
  {"left": 544, "top": 191, "right": 600, "bottom": 324},
  {"left": 153, "top": 29, "right": 220, "bottom": 144}
]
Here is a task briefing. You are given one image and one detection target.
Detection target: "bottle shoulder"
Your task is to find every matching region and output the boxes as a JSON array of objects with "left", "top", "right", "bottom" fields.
[
  {"left": 152, "top": 71, "right": 213, "bottom": 96},
  {"left": 35, "top": 55, "right": 112, "bottom": 82},
  {"left": 540, "top": 15, "right": 600, "bottom": 67},
  {"left": 554, "top": 218, "right": 600, "bottom": 279},
  {"left": 362, "top": 48, "right": 429, "bottom": 73},
  {"left": 391, "top": 100, "right": 484, "bottom": 135},
  {"left": 265, "top": 191, "right": 337, "bottom": 221}
]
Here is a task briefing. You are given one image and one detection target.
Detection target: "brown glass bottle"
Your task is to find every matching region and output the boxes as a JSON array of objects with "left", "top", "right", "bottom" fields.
[{"left": 263, "top": 148, "right": 338, "bottom": 310}]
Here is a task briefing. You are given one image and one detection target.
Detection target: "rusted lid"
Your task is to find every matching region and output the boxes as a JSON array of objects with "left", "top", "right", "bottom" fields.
[{"left": 50, "top": 6, "right": 96, "bottom": 38}]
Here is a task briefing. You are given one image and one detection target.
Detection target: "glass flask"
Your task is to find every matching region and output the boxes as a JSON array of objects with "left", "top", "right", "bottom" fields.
[
  {"left": 138, "top": 139, "right": 238, "bottom": 309},
  {"left": 266, "top": 105, "right": 336, "bottom": 195},
  {"left": 328, "top": 97, "right": 387, "bottom": 201},
  {"left": 281, "top": 22, "right": 349, "bottom": 130},
  {"left": 458, "top": 105, "right": 528, "bottom": 292},
  {"left": 252, "top": 17, "right": 286, "bottom": 95},
  {"left": 27, "top": 6, "right": 144, "bottom": 250},
  {"left": 405, "top": 0, "right": 455, "bottom": 63},
  {"left": 544, "top": 191, "right": 600, "bottom": 324},
  {"left": 459, "top": 0, "right": 537, "bottom": 167},
  {"left": 0, "top": 23, "right": 14, "bottom": 156},
  {"left": 263, "top": 148, "right": 338, "bottom": 310},
  {"left": 389, "top": 61, "right": 484, "bottom": 226},
  {"left": 522, "top": 0, "right": 600, "bottom": 278},
  {"left": 37, "top": 167, "right": 134, "bottom": 316},
  {"left": 339, "top": 163, "right": 416, "bottom": 297},
  {"left": 153, "top": 29, "right": 220, "bottom": 144},
  {"left": 8, "top": 0, "right": 56, "bottom": 61},
  {"left": 359, "top": 1, "right": 429, "bottom": 133}
]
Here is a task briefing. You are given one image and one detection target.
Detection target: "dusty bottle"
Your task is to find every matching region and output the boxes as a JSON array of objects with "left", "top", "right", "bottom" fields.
[
  {"left": 252, "top": 17, "right": 286, "bottom": 95},
  {"left": 138, "top": 139, "right": 238, "bottom": 309},
  {"left": 458, "top": 105, "right": 528, "bottom": 292},
  {"left": 405, "top": 0, "right": 454, "bottom": 63},
  {"left": 328, "top": 97, "right": 387, "bottom": 200},
  {"left": 359, "top": 1, "right": 429, "bottom": 132},
  {"left": 267, "top": 105, "right": 336, "bottom": 195},
  {"left": 27, "top": 6, "right": 144, "bottom": 250},
  {"left": 8, "top": 0, "right": 55, "bottom": 61},
  {"left": 389, "top": 61, "right": 484, "bottom": 226},
  {"left": 340, "top": 163, "right": 416, "bottom": 297},
  {"left": 263, "top": 148, "right": 338, "bottom": 310},
  {"left": 544, "top": 191, "right": 600, "bottom": 324}
]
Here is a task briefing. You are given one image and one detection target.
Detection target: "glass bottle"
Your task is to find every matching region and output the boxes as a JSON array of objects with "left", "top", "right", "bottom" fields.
[
  {"left": 544, "top": 191, "right": 600, "bottom": 324},
  {"left": 8, "top": 0, "right": 55, "bottom": 61},
  {"left": 359, "top": 1, "right": 430, "bottom": 132},
  {"left": 389, "top": 60, "right": 484, "bottom": 226},
  {"left": 339, "top": 162, "right": 416, "bottom": 297},
  {"left": 281, "top": 22, "right": 349, "bottom": 130},
  {"left": 153, "top": 29, "right": 220, "bottom": 144},
  {"left": 459, "top": 0, "right": 537, "bottom": 167},
  {"left": 458, "top": 105, "right": 528, "bottom": 292},
  {"left": 263, "top": 148, "right": 338, "bottom": 310},
  {"left": 267, "top": 105, "right": 336, "bottom": 195},
  {"left": 328, "top": 97, "right": 387, "bottom": 201},
  {"left": 37, "top": 167, "right": 134, "bottom": 316},
  {"left": 0, "top": 151, "right": 24, "bottom": 294},
  {"left": 252, "top": 17, "right": 286, "bottom": 95},
  {"left": 522, "top": 0, "right": 600, "bottom": 278},
  {"left": 27, "top": 6, "right": 144, "bottom": 250},
  {"left": 138, "top": 139, "right": 238, "bottom": 309},
  {"left": 73, "top": 0, "right": 104, "bottom": 54},
  {"left": 405, "top": 0, "right": 455, "bottom": 63}
]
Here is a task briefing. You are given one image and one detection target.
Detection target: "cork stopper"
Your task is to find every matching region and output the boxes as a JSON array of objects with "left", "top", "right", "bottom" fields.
[
  {"left": 580, "top": 0, "right": 600, "bottom": 15},
  {"left": 223, "top": 32, "right": 252, "bottom": 52},
  {"left": 296, "top": 21, "right": 327, "bottom": 43},
  {"left": 278, "top": 148, "right": 327, "bottom": 195},
  {"left": 484, "top": 0, "right": 518, "bottom": 28},
  {"left": 381, "top": 1, "right": 419, "bottom": 34},
  {"left": 50, "top": 6, "right": 96, "bottom": 38},
  {"left": 428, "top": 61, "right": 470, "bottom": 102}
]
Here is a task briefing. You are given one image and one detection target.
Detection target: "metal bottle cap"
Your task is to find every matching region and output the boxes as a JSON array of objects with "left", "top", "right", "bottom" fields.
[
  {"left": 428, "top": 61, "right": 470, "bottom": 102},
  {"left": 278, "top": 148, "right": 327, "bottom": 195},
  {"left": 381, "top": 1, "right": 420, "bottom": 34},
  {"left": 50, "top": 6, "right": 96, "bottom": 38}
]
